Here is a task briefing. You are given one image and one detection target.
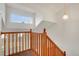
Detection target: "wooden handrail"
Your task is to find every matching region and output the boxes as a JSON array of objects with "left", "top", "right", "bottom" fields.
[
  {"left": 1, "top": 31, "right": 30, "bottom": 34},
  {"left": 46, "top": 35, "right": 64, "bottom": 55}
]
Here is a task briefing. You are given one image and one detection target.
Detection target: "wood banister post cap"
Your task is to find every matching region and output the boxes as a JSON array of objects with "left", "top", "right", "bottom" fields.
[
  {"left": 64, "top": 51, "right": 66, "bottom": 56},
  {"left": 30, "top": 29, "right": 32, "bottom": 32},
  {"left": 44, "top": 28, "right": 46, "bottom": 33}
]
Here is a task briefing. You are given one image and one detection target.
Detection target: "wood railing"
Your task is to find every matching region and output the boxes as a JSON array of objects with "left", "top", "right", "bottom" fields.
[
  {"left": 1, "top": 31, "right": 30, "bottom": 56},
  {"left": 31, "top": 29, "right": 66, "bottom": 56},
  {"left": 1, "top": 29, "right": 66, "bottom": 56}
]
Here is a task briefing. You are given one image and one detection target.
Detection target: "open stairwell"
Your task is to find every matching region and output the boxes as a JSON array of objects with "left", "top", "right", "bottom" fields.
[
  {"left": 10, "top": 49, "right": 38, "bottom": 56},
  {"left": 0, "top": 29, "right": 66, "bottom": 56}
]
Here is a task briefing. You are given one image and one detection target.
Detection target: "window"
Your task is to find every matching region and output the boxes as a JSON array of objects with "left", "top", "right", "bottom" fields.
[{"left": 10, "top": 13, "right": 33, "bottom": 24}]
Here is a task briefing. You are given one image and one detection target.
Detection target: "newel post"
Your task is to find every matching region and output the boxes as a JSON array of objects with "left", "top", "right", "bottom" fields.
[
  {"left": 64, "top": 51, "right": 66, "bottom": 56},
  {"left": 43, "top": 28, "right": 47, "bottom": 37},
  {"left": 30, "top": 29, "right": 32, "bottom": 49},
  {"left": 43, "top": 28, "right": 47, "bottom": 34},
  {"left": 43, "top": 28, "right": 47, "bottom": 56}
]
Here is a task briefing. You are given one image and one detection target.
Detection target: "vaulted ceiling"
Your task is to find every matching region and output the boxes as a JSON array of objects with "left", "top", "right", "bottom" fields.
[{"left": 7, "top": 3, "right": 79, "bottom": 23}]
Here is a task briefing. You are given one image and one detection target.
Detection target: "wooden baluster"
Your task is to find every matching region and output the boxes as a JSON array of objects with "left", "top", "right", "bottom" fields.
[
  {"left": 37, "top": 33, "right": 39, "bottom": 55},
  {"left": 35, "top": 33, "right": 36, "bottom": 52},
  {"left": 22, "top": 33, "right": 24, "bottom": 51},
  {"left": 21, "top": 33, "right": 22, "bottom": 51},
  {"left": 45, "top": 35, "right": 47, "bottom": 56},
  {"left": 40, "top": 34, "right": 42, "bottom": 56},
  {"left": 51, "top": 43, "right": 54, "bottom": 56},
  {"left": 40, "top": 34, "right": 41, "bottom": 56},
  {"left": 55, "top": 46, "right": 57, "bottom": 56},
  {"left": 53, "top": 43, "right": 56, "bottom": 56},
  {"left": 37, "top": 34, "right": 38, "bottom": 55},
  {"left": 31, "top": 33, "right": 35, "bottom": 50},
  {"left": 50, "top": 41, "right": 52, "bottom": 56},
  {"left": 22, "top": 33, "right": 23, "bottom": 51},
  {"left": 47, "top": 38, "right": 49, "bottom": 56},
  {"left": 34, "top": 33, "right": 35, "bottom": 50},
  {"left": 38, "top": 34, "right": 40, "bottom": 56},
  {"left": 37, "top": 34, "right": 39, "bottom": 55},
  {"left": 49, "top": 41, "right": 51, "bottom": 56},
  {"left": 48, "top": 39, "right": 50, "bottom": 56},
  {"left": 23, "top": 33, "right": 25, "bottom": 50},
  {"left": 4, "top": 34, "right": 6, "bottom": 56},
  {"left": 45, "top": 36, "right": 47, "bottom": 56},
  {"left": 32, "top": 33, "right": 34, "bottom": 50},
  {"left": 36, "top": 33, "right": 37, "bottom": 52},
  {"left": 19, "top": 33, "right": 21, "bottom": 52},
  {"left": 43, "top": 33, "right": 45, "bottom": 56},
  {"left": 43, "top": 34, "right": 45, "bottom": 56},
  {"left": 28, "top": 33, "right": 29, "bottom": 49},
  {"left": 25, "top": 33, "right": 26, "bottom": 50},
  {"left": 39, "top": 34, "right": 41, "bottom": 56},
  {"left": 46, "top": 36, "right": 48, "bottom": 56},
  {"left": 43, "top": 28, "right": 47, "bottom": 56},
  {"left": 35, "top": 33, "right": 37, "bottom": 55},
  {"left": 64, "top": 51, "right": 66, "bottom": 56},
  {"left": 16, "top": 33, "right": 18, "bottom": 53},
  {"left": 12, "top": 34, "right": 14, "bottom": 54},
  {"left": 41, "top": 34, "right": 43, "bottom": 56},
  {"left": 48, "top": 40, "right": 49, "bottom": 56},
  {"left": 42, "top": 34, "right": 44, "bottom": 56},
  {"left": 49, "top": 42, "right": 51, "bottom": 56},
  {"left": 8, "top": 33, "right": 10, "bottom": 56},
  {"left": 54, "top": 44, "right": 56, "bottom": 55},
  {"left": 49, "top": 41, "right": 50, "bottom": 56},
  {"left": 30, "top": 29, "right": 32, "bottom": 49}
]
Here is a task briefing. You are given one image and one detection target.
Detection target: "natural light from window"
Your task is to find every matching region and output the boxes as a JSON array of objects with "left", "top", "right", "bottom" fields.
[{"left": 10, "top": 13, "right": 33, "bottom": 24}]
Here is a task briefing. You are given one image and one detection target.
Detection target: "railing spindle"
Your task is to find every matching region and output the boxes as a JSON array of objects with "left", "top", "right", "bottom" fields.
[
  {"left": 30, "top": 29, "right": 32, "bottom": 49},
  {"left": 48, "top": 40, "right": 50, "bottom": 56},
  {"left": 28, "top": 33, "right": 30, "bottom": 49},
  {"left": 41, "top": 34, "right": 43, "bottom": 56},
  {"left": 22, "top": 33, "right": 24, "bottom": 51},
  {"left": 19, "top": 33, "right": 21, "bottom": 52},
  {"left": 4, "top": 34, "right": 6, "bottom": 56},
  {"left": 39, "top": 34, "right": 41, "bottom": 56},
  {"left": 8, "top": 33, "right": 10, "bottom": 56},
  {"left": 12, "top": 34, "right": 14, "bottom": 54},
  {"left": 16, "top": 33, "right": 18, "bottom": 53},
  {"left": 25, "top": 33, "right": 26, "bottom": 50},
  {"left": 36, "top": 34, "right": 38, "bottom": 55},
  {"left": 45, "top": 36, "right": 47, "bottom": 56}
]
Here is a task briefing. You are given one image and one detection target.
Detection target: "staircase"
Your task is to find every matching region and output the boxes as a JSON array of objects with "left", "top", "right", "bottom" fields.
[
  {"left": 10, "top": 49, "right": 38, "bottom": 56},
  {"left": 1, "top": 28, "right": 66, "bottom": 56}
]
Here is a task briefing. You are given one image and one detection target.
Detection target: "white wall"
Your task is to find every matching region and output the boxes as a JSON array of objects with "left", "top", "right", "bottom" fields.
[
  {"left": 35, "top": 4, "right": 79, "bottom": 56},
  {"left": 55, "top": 5, "right": 79, "bottom": 56},
  {"left": 0, "top": 4, "right": 6, "bottom": 55},
  {"left": 0, "top": 3, "right": 6, "bottom": 31},
  {"left": 0, "top": 15, "right": 2, "bottom": 31},
  {"left": 35, "top": 13, "right": 43, "bottom": 26}
]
